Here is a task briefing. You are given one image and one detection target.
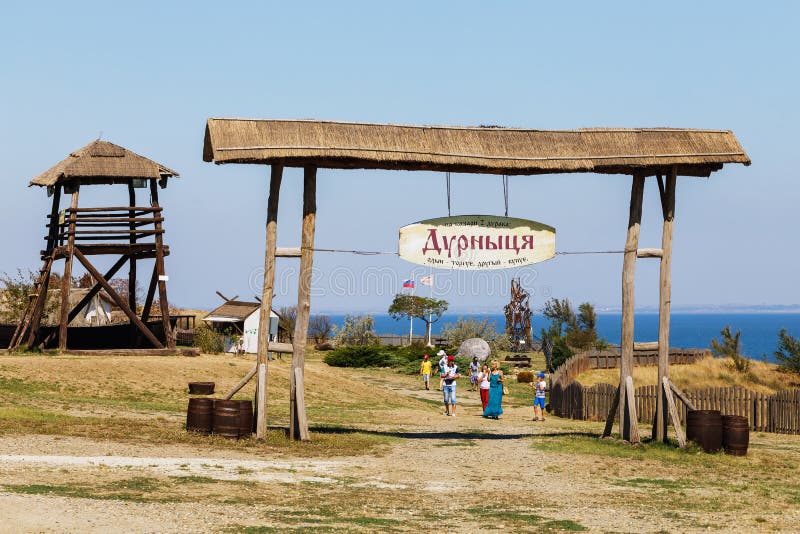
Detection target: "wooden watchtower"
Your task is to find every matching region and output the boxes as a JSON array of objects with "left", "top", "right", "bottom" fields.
[{"left": 10, "top": 140, "right": 178, "bottom": 352}]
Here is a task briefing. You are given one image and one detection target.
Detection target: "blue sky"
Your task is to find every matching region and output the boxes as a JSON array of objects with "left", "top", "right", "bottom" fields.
[{"left": 1, "top": 1, "right": 797, "bottom": 313}]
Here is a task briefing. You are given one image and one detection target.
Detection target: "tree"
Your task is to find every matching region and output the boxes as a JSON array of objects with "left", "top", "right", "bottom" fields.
[
  {"left": 0, "top": 269, "right": 59, "bottom": 323},
  {"left": 309, "top": 314, "right": 333, "bottom": 344},
  {"left": 388, "top": 294, "right": 449, "bottom": 345},
  {"left": 711, "top": 325, "right": 750, "bottom": 373},
  {"left": 774, "top": 329, "right": 800, "bottom": 375},
  {"left": 332, "top": 314, "right": 379, "bottom": 346},
  {"left": 278, "top": 306, "right": 297, "bottom": 342},
  {"left": 540, "top": 298, "right": 604, "bottom": 369}
]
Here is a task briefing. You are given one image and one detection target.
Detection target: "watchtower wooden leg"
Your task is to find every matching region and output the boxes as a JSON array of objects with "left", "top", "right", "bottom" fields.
[
  {"left": 150, "top": 180, "right": 174, "bottom": 348},
  {"left": 619, "top": 174, "right": 644, "bottom": 442},
  {"left": 255, "top": 164, "right": 283, "bottom": 439},
  {"left": 290, "top": 166, "right": 315, "bottom": 441},
  {"left": 128, "top": 183, "right": 138, "bottom": 347},
  {"left": 654, "top": 167, "right": 677, "bottom": 442},
  {"left": 58, "top": 188, "right": 80, "bottom": 351}
]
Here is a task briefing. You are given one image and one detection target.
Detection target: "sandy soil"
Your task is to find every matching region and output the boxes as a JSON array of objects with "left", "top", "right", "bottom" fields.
[{"left": 1, "top": 364, "right": 799, "bottom": 532}]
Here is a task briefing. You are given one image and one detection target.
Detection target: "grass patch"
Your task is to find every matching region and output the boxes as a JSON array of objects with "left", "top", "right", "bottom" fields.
[
  {"left": 467, "top": 506, "right": 586, "bottom": 531},
  {"left": 615, "top": 477, "right": 687, "bottom": 490}
]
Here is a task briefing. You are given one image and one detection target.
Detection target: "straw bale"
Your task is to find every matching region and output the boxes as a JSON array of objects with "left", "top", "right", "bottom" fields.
[
  {"left": 30, "top": 140, "right": 179, "bottom": 187},
  {"left": 203, "top": 119, "right": 750, "bottom": 176}
]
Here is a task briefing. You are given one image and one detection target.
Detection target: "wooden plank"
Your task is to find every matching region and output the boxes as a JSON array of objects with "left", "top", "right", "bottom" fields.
[
  {"left": 150, "top": 181, "right": 174, "bottom": 349},
  {"left": 625, "top": 375, "right": 640, "bottom": 443},
  {"left": 275, "top": 247, "right": 301, "bottom": 257},
  {"left": 68, "top": 206, "right": 162, "bottom": 213},
  {"left": 64, "top": 348, "right": 199, "bottom": 356},
  {"left": 669, "top": 380, "right": 696, "bottom": 411},
  {"left": 655, "top": 166, "right": 677, "bottom": 442},
  {"left": 58, "top": 189, "right": 80, "bottom": 351},
  {"left": 602, "top": 385, "right": 621, "bottom": 438},
  {"left": 294, "top": 367, "right": 310, "bottom": 441},
  {"left": 72, "top": 248, "right": 164, "bottom": 348},
  {"left": 636, "top": 248, "right": 663, "bottom": 258},
  {"left": 224, "top": 364, "right": 258, "bottom": 400},
  {"left": 290, "top": 166, "right": 316, "bottom": 441},
  {"left": 663, "top": 376, "right": 686, "bottom": 447},
  {"left": 619, "top": 174, "right": 645, "bottom": 440},
  {"left": 634, "top": 342, "right": 659, "bottom": 351},
  {"left": 141, "top": 263, "right": 158, "bottom": 323}
]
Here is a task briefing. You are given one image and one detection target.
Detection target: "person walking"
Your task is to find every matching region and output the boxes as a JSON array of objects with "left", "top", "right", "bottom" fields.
[
  {"left": 532, "top": 372, "right": 547, "bottom": 421},
  {"left": 441, "top": 355, "right": 461, "bottom": 416},
  {"left": 419, "top": 354, "right": 432, "bottom": 390},
  {"left": 468, "top": 357, "right": 480, "bottom": 391},
  {"left": 436, "top": 350, "right": 448, "bottom": 390},
  {"left": 477, "top": 364, "right": 491, "bottom": 411},
  {"left": 483, "top": 360, "right": 504, "bottom": 419}
]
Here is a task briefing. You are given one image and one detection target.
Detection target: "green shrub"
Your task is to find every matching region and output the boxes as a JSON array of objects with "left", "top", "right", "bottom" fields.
[
  {"left": 517, "top": 371, "right": 534, "bottom": 383},
  {"left": 332, "top": 315, "right": 380, "bottom": 346},
  {"left": 324, "top": 346, "right": 392, "bottom": 368},
  {"left": 193, "top": 325, "right": 225, "bottom": 354}
]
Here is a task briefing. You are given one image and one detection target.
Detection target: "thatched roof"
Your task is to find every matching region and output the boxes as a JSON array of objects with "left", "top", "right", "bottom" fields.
[
  {"left": 30, "top": 140, "right": 179, "bottom": 187},
  {"left": 205, "top": 301, "right": 278, "bottom": 322},
  {"left": 203, "top": 119, "right": 750, "bottom": 177}
]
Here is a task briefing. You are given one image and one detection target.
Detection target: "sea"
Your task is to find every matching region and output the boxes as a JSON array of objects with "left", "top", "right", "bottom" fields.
[{"left": 326, "top": 312, "right": 800, "bottom": 363}]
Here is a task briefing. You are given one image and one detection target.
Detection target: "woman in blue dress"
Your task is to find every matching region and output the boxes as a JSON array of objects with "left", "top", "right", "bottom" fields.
[{"left": 483, "top": 359, "right": 505, "bottom": 419}]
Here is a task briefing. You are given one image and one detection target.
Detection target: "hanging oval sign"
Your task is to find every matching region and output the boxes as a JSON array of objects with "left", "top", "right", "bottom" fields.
[{"left": 399, "top": 215, "right": 556, "bottom": 270}]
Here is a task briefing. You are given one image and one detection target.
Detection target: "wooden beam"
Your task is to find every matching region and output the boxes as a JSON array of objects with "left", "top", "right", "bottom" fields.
[
  {"left": 268, "top": 341, "right": 294, "bottom": 354},
  {"left": 255, "top": 163, "right": 283, "bottom": 439},
  {"left": 141, "top": 263, "right": 158, "bottom": 323},
  {"left": 619, "top": 174, "right": 644, "bottom": 440},
  {"left": 633, "top": 342, "right": 659, "bottom": 351},
  {"left": 625, "top": 375, "right": 640, "bottom": 444},
  {"left": 128, "top": 183, "right": 137, "bottom": 347},
  {"left": 655, "top": 166, "right": 677, "bottom": 442},
  {"left": 72, "top": 248, "right": 164, "bottom": 348},
  {"left": 150, "top": 181, "right": 174, "bottom": 349},
  {"left": 636, "top": 248, "right": 663, "bottom": 258},
  {"left": 669, "top": 380, "right": 696, "bottom": 411},
  {"left": 663, "top": 376, "right": 686, "bottom": 447},
  {"left": 602, "top": 385, "right": 621, "bottom": 438},
  {"left": 67, "top": 255, "right": 129, "bottom": 323},
  {"left": 290, "top": 166, "right": 316, "bottom": 441},
  {"left": 275, "top": 247, "right": 302, "bottom": 257},
  {"left": 293, "top": 367, "right": 310, "bottom": 441},
  {"left": 224, "top": 364, "right": 258, "bottom": 400},
  {"left": 58, "top": 188, "right": 80, "bottom": 351}
]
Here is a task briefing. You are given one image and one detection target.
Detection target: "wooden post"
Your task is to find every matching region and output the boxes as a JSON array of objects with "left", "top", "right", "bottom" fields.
[
  {"left": 663, "top": 376, "right": 686, "bottom": 447},
  {"left": 128, "top": 183, "right": 137, "bottom": 347},
  {"left": 654, "top": 167, "right": 677, "bottom": 442},
  {"left": 255, "top": 164, "right": 283, "bottom": 439},
  {"left": 149, "top": 180, "right": 174, "bottom": 348},
  {"left": 290, "top": 166, "right": 315, "bottom": 441},
  {"left": 618, "top": 174, "right": 644, "bottom": 442},
  {"left": 58, "top": 186, "right": 80, "bottom": 351}
]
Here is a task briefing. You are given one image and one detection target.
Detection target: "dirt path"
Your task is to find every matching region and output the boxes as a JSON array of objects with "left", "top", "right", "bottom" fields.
[{"left": 1, "top": 376, "right": 798, "bottom": 532}]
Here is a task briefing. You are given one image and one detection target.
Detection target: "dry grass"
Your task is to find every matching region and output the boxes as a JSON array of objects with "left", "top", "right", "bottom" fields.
[{"left": 575, "top": 356, "right": 798, "bottom": 393}]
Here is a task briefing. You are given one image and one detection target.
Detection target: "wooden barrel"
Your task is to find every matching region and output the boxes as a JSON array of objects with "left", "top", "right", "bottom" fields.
[
  {"left": 238, "top": 400, "right": 253, "bottom": 438},
  {"left": 687, "top": 410, "right": 723, "bottom": 453},
  {"left": 722, "top": 415, "right": 749, "bottom": 456},
  {"left": 186, "top": 398, "right": 213, "bottom": 434},
  {"left": 188, "top": 382, "right": 215, "bottom": 395},
  {"left": 213, "top": 399, "right": 240, "bottom": 439}
]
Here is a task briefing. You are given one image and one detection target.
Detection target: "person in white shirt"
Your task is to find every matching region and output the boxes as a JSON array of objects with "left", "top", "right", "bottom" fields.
[{"left": 440, "top": 355, "right": 461, "bottom": 416}]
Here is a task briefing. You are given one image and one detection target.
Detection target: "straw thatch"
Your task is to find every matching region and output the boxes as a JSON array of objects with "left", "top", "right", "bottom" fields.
[
  {"left": 30, "top": 140, "right": 179, "bottom": 187},
  {"left": 203, "top": 119, "right": 749, "bottom": 176},
  {"left": 206, "top": 300, "right": 262, "bottom": 321}
]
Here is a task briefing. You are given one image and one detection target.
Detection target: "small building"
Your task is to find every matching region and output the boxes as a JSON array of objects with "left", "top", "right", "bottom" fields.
[{"left": 203, "top": 301, "right": 279, "bottom": 354}]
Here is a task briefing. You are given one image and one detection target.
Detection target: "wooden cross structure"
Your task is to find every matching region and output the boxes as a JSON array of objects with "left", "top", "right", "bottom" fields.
[
  {"left": 203, "top": 119, "right": 749, "bottom": 443},
  {"left": 10, "top": 140, "right": 177, "bottom": 352}
]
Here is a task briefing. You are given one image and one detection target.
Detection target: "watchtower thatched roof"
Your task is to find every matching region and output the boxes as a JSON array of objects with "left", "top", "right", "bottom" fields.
[
  {"left": 30, "top": 140, "right": 179, "bottom": 187},
  {"left": 203, "top": 119, "right": 750, "bottom": 177}
]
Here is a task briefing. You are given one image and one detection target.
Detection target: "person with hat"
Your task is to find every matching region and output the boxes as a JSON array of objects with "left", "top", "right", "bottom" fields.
[
  {"left": 440, "top": 355, "right": 461, "bottom": 416},
  {"left": 532, "top": 372, "right": 547, "bottom": 421},
  {"left": 419, "top": 354, "right": 433, "bottom": 390}
]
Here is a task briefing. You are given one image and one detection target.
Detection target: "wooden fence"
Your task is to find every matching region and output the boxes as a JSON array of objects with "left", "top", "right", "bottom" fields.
[
  {"left": 551, "top": 382, "right": 800, "bottom": 435},
  {"left": 552, "top": 348, "right": 711, "bottom": 386}
]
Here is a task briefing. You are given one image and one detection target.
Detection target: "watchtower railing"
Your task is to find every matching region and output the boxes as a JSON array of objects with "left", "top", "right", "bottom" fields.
[{"left": 46, "top": 207, "right": 164, "bottom": 250}]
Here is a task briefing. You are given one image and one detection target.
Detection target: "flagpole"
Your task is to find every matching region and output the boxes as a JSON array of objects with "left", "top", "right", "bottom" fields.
[
  {"left": 427, "top": 266, "right": 433, "bottom": 346},
  {"left": 409, "top": 278, "right": 414, "bottom": 345}
]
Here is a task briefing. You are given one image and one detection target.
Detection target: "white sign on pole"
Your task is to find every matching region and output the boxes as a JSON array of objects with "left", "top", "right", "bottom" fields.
[{"left": 399, "top": 215, "right": 555, "bottom": 270}]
